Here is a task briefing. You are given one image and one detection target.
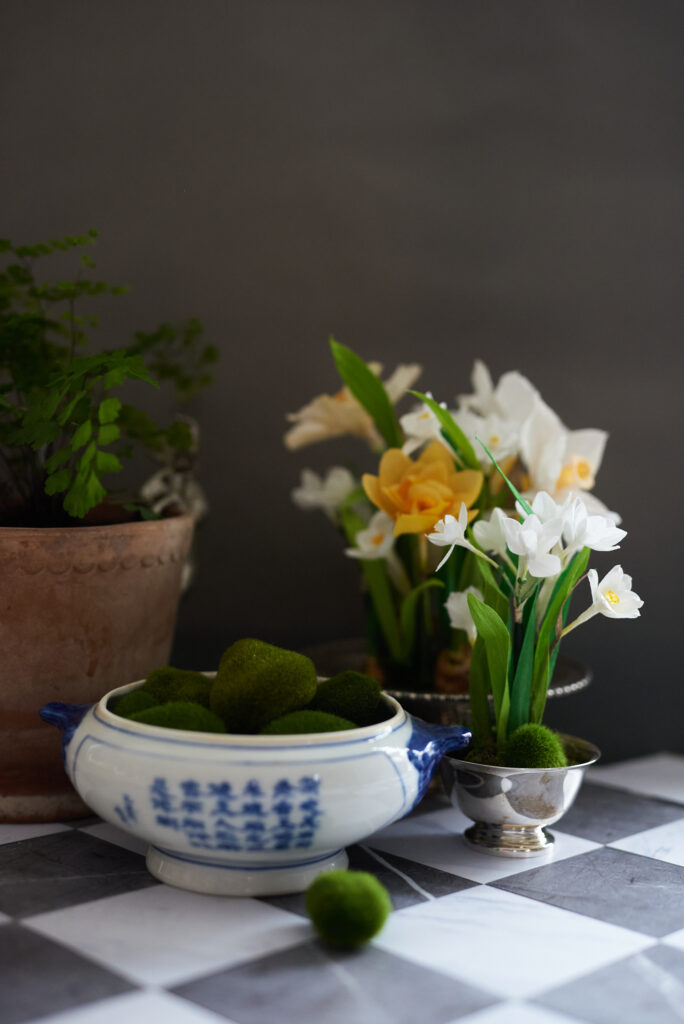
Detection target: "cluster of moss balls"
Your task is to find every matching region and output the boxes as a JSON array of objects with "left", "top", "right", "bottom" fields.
[{"left": 110, "top": 638, "right": 390, "bottom": 736}]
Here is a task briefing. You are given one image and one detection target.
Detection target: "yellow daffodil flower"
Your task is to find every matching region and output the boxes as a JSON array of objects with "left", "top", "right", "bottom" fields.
[{"left": 362, "top": 441, "right": 483, "bottom": 537}]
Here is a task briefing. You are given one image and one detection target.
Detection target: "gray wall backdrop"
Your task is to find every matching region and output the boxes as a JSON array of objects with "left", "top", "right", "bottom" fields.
[{"left": 2, "top": 2, "right": 681, "bottom": 761}]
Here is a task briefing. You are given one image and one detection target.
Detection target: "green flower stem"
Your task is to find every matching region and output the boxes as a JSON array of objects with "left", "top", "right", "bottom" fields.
[
  {"left": 358, "top": 559, "right": 404, "bottom": 664},
  {"left": 341, "top": 507, "right": 403, "bottom": 664}
]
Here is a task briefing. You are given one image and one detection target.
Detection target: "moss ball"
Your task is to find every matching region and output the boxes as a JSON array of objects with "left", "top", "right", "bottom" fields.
[
  {"left": 130, "top": 701, "right": 226, "bottom": 733},
  {"left": 174, "top": 676, "right": 213, "bottom": 708},
  {"left": 142, "top": 666, "right": 212, "bottom": 704},
  {"left": 363, "top": 698, "right": 395, "bottom": 726},
  {"left": 260, "top": 710, "right": 357, "bottom": 735},
  {"left": 305, "top": 871, "right": 392, "bottom": 949},
  {"left": 210, "top": 638, "right": 317, "bottom": 734},
  {"left": 308, "top": 671, "right": 382, "bottom": 725},
  {"left": 111, "top": 689, "right": 157, "bottom": 719},
  {"left": 502, "top": 724, "right": 568, "bottom": 768}
]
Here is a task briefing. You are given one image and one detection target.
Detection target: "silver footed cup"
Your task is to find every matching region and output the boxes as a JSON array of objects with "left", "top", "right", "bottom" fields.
[{"left": 440, "top": 734, "right": 601, "bottom": 858}]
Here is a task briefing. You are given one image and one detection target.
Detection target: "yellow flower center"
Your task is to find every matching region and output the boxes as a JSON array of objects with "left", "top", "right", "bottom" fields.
[
  {"left": 605, "top": 589, "right": 620, "bottom": 605},
  {"left": 556, "top": 455, "right": 595, "bottom": 491},
  {"left": 488, "top": 433, "right": 500, "bottom": 446},
  {"left": 371, "top": 532, "right": 386, "bottom": 547},
  {"left": 420, "top": 411, "right": 431, "bottom": 420}
]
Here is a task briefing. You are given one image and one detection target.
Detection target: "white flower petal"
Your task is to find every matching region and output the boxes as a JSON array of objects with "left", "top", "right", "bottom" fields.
[{"left": 527, "top": 552, "right": 562, "bottom": 578}]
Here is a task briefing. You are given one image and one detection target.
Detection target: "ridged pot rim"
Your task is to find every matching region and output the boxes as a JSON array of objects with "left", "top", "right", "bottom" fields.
[
  {"left": 0, "top": 512, "right": 195, "bottom": 538},
  {"left": 443, "top": 733, "right": 601, "bottom": 774},
  {"left": 95, "top": 677, "right": 408, "bottom": 749}
]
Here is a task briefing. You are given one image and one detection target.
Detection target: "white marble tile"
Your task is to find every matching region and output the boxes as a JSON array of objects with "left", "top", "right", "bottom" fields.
[
  {"left": 375, "top": 885, "right": 653, "bottom": 999},
  {"left": 662, "top": 927, "right": 684, "bottom": 954},
  {"left": 0, "top": 822, "right": 70, "bottom": 845},
  {"left": 25, "top": 884, "right": 310, "bottom": 987},
  {"left": 610, "top": 818, "right": 684, "bottom": 867},
  {"left": 590, "top": 754, "right": 684, "bottom": 804},
  {"left": 79, "top": 821, "right": 148, "bottom": 856},
  {"left": 29, "top": 990, "right": 232, "bottom": 1024},
  {"left": 367, "top": 806, "right": 600, "bottom": 884},
  {"left": 454, "top": 1003, "right": 587, "bottom": 1024}
]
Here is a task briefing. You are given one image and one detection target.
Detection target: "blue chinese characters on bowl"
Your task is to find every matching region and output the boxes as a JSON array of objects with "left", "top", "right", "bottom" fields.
[{"left": 40, "top": 683, "right": 470, "bottom": 896}]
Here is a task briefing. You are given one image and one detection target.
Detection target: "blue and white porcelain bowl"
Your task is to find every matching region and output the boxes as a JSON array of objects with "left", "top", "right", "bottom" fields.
[{"left": 41, "top": 680, "right": 470, "bottom": 896}]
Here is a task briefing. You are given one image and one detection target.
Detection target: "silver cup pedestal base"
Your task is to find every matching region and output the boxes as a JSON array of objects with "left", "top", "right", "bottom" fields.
[{"left": 464, "top": 821, "right": 555, "bottom": 858}]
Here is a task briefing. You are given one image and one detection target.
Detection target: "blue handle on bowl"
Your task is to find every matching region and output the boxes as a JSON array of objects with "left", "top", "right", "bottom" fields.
[
  {"left": 406, "top": 717, "right": 471, "bottom": 808},
  {"left": 40, "top": 702, "right": 92, "bottom": 760}
]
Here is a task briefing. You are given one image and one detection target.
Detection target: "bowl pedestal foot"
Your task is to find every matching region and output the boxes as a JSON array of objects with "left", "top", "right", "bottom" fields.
[
  {"left": 146, "top": 845, "right": 349, "bottom": 896},
  {"left": 464, "top": 822, "right": 555, "bottom": 858}
]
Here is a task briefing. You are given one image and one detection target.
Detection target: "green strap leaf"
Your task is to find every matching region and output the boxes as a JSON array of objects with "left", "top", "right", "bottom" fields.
[
  {"left": 330, "top": 338, "right": 403, "bottom": 449},
  {"left": 468, "top": 636, "right": 493, "bottom": 749},
  {"left": 530, "top": 547, "right": 591, "bottom": 722},
  {"left": 476, "top": 437, "right": 533, "bottom": 516},
  {"left": 474, "top": 556, "right": 509, "bottom": 622},
  {"left": 399, "top": 578, "right": 445, "bottom": 662},
  {"left": 409, "top": 391, "right": 480, "bottom": 469},
  {"left": 508, "top": 589, "right": 538, "bottom": 734},
  {"left": 468, "top": 593, "right": 511, "bottom": 748}
]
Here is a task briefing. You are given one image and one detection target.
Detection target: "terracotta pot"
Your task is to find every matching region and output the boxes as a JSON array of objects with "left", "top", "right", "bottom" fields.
[{"left": 0, "top": 515, "right": 194, "bottom": 823}]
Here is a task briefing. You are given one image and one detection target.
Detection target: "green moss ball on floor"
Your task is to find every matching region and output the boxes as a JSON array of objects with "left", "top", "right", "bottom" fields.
[
  {"left": 142, "top": 666, "right": 212, "bottom": 704},
  {"left": 308, "top": 671, "right": 382, "bottom": 725},
  {"left": 305, "top": 871, "right": 392, "bottom": 949},
  {"left": 210, "top": 638, "right": 317, "bottom": 734},
  {"left": 260, "top": 710, "right": 357, "bottom": 735},
  {"left": 130, "top": 701, "right": 226, "bottom": 733},
  {"left": 502, "top": 724, "right": 568, "bottom": 768},
  {"left": 111, "top": 689, "right": 157, "bottom": 718}
]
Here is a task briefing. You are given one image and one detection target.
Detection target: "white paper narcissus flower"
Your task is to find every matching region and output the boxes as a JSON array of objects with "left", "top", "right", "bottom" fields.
[
  {"left": 284, "top": 362, "right": 422, "bottom": 451},
  {"left": 500, "top": 513, "right": 563, "bottom": 579},
  {"left": 588, "top": 566, "right": 643, "bottom": 619},
  {"left": 400, "top": 392, "right": 445, "bottom": 455},
  {"left": 472, "top": 507, "right": 510, "bottom": 559},
  {"left": 345, "top": 511, "right": 395, "bottom": 560},
  {"left": 561, "top": 498, "right": 627, "bottom": 557},
  {"left": 445, "top": 586, "right": 483, "bottom": 644},
  {"left": 562, "top": 565, "right": 644, "bottom": 638},
  {"left": 426, "top": 503, "right": 481, "bottom": 570},
  {"left": 291, "top": 467, "right": 358, "bottom": 517},
  {"left": 519, "top": 397, "right": 611, "bottom": 507},
  {"left": 457, "top": 360, "right": 539, "bottom": 429},
  {"left": 454, "top": 408, "right": 520, "bottom": 466}
]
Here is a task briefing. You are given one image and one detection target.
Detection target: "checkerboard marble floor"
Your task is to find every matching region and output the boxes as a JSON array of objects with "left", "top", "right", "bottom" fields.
[{"left": 2, "top": 753, "right": 684, "bottom": 1024}]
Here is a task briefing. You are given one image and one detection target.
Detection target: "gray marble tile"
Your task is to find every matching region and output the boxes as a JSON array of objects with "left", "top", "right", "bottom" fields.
[
  {"left": 174, "top": 938, "right": 498, "bottom": 1024},
  {"left": 261, "top": 842, "right": 477, "bottom": 917},
  {"left": 536, "top": 943, "right": 684, "bottom": 1024},
  {"left": 0, "top": 922, "right": 134, "bottom": 1024},
  {"left": 557, "top": 783, "right": 684, "bottom": 844},
  {"left": 0, "top": 830, "right": 157, "bottom": 918},
  {"left": 493, "top": 847, "right": 684, "bottom": 938}
]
